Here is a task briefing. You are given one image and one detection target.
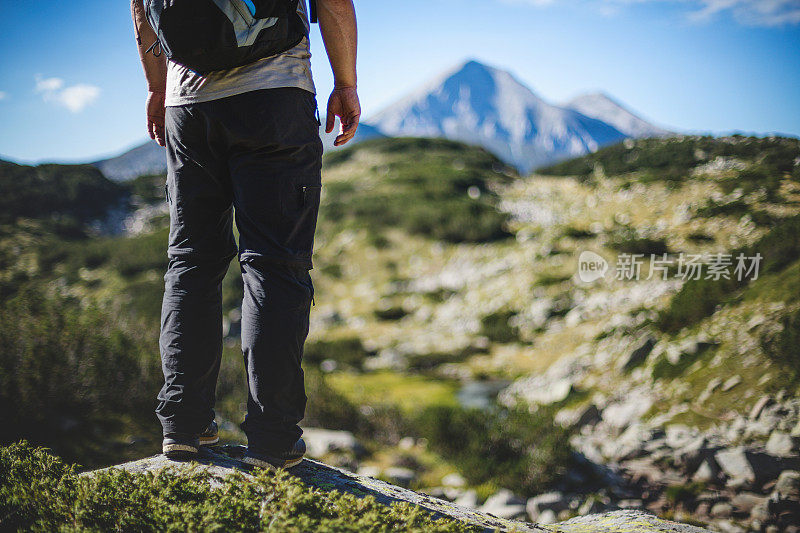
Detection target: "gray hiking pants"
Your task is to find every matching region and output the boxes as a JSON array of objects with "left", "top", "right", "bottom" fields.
[{"left": 156, "top": 87, "right": 322, "bottom": 455}]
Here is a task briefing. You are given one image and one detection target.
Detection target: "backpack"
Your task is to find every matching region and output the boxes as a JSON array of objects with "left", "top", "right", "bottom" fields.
[{"left": 145, "top": 0, "right": 317, "bottom": 75}]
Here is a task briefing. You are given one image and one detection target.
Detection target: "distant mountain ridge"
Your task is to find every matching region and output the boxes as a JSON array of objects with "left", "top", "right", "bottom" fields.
[{"left": 368, "top": 60, "right": 671, "bottom": 173}]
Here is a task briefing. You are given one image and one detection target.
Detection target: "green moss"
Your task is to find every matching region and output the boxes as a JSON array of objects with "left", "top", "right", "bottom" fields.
[
  {"left": 664, "top": 482, "right": 705, "bottom": 505},
  {"left": 326, "top": 371, "right": 459, "bottom": 413},
  {"left": 480, "top": 309, "right": 521, "bottom": 343},
  {"left": 652, "top": 343, "right": 716, "bottom": 381},
  {"left": 0, "top": 441, "right": 475, "bottom": 532}
]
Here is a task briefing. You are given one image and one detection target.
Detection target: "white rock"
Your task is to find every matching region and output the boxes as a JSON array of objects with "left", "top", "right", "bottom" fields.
[
  {"left": 398, "top": 436, "right": 416, "bottom": 450},
  {"left": 479, "top": 489, "right": 526, "bottom": 519},
  {"left": 526, "top": 492, "right": 570, "bottom": 522},
  {"left": 454, "top": 489, "right": 478, "bottom": 508},
  {"left": 385, "top": 467, "right": 415, "bottom": 487},
  {"left": 302, "top": 428, "right": 363, "bottom": 458},
  {"left": 715, "top": 447, "right": 755, "bottom": 484},
  {"left": 537, "top": 509, "right": 557, "bottom": 524},
  {"left": 766, "top": 431, "right": 797, "bottom": 458},
  {"left": 721, "top": 375, "right": 742, "bottom": 392},
  {"left": 357, "top": 465, "right": 381, "bottom": 478},
  {"left": 441, "top": 473, "right": 466, "bottom": 488}
]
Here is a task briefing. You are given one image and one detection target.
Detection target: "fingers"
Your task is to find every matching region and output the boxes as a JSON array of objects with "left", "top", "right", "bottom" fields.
[
  {"left": 148, "top": 117, "right": 166, "bottom": 147},
  {"left": 325, "top": 98, "right": 336, "bottom": 134},
  {"left": 334, "top": 113, "right": 360, "bottom": 146}
]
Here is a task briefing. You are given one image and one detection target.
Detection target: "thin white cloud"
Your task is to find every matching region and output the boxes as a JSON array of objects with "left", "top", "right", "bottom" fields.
[
  {"left": 0, "top": 91, "right": 7, "bottom": 101},
  {"left": 501, "top": 0, "right": 800, "bottom": 26},
  {"left": 690, "top": 0, "right": 800, "bottom": 26},
  {"left": 35, "top": 75, "right": 100, "bottom": 113}
]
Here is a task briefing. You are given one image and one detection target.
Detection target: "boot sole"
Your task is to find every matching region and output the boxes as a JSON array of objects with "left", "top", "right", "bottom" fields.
[
  {"left": 163, "top": 443, "right": 199, "bottom": 460},
  {"left": 242, "top": 455, "right": 304, "bottom": 470},
  {"left": 199, "top": 435, "right": 219, "bottom": 446}
]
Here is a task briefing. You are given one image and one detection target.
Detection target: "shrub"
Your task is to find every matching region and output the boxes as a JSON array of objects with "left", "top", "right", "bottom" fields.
[
  {"left": 303, "top": 337, "right": 371, "bottom": 368},
  {"left": 320, "top": 138, "right": 514, "bottom": 243},
  {"left": 480, "top": 310, "right": 521, "bottom": 343},
  {"left": 0, "top": 161, "right": 124, "bottom": 224},
  {"left": 761, "top": 307, "right": 800, "bottom": 381},
  {"left": 412, "top": 405, "right": 572, "bottom": 495},
  {"left": 658, "top": 215, "right": 800, "bottom": 332},
  {"left": 0, "top": 441, "right": 474, "bottom": 532},
  {"left": 0, "top": 287, "right": 161, "bottom": 465}
]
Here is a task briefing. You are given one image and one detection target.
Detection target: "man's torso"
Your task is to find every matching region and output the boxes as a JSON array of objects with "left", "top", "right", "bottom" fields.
[{"left": 165, "top": 1, "right": 315, "bottom": 107}]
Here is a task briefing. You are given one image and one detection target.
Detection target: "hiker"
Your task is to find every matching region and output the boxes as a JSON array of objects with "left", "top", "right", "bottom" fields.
[{"left": 130, "top": 0, "right": 359, "bottom": 468}]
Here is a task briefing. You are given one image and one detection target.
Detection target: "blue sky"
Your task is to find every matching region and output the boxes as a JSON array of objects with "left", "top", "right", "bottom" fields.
[{"left": 0, "top": 0, "right": 798, "bottom": 163}]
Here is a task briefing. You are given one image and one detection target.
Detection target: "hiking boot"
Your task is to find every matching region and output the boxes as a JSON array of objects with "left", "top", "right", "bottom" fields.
[
  {"left": 241, "top": 438, "right": 305, "bottom": 469},
  {"left": 199, "top": 420, "right": 219, "bottom": 446},
  {"left": 162, "top": 433, "right": 200, "bottom": 459}
]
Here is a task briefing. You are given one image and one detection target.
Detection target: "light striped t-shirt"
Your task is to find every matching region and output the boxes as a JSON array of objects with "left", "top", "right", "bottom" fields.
[{"left": 165, "top": 1, "right": 315, "bottom": 107}]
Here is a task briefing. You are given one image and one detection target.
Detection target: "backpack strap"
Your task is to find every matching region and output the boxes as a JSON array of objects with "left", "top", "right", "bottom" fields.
[{"left": 309, "top": 0, "right": 317, "bottom": 23}]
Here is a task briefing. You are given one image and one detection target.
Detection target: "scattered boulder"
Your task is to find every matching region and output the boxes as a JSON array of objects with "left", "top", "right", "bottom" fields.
[
  {"left": 618, "top": 335, "right": 656, "bottom": 371},
  {"left": 537, "top": 509, "right": 557, "bottom": 524},
  {"left": 750, "top": 395, "right": 775, "bottom": 420},
  {"left": 715, "top": 447, "right": 755, "bottom": 485},
  {"left": 526, "top": 492, "right": 571, "bottom": 522},
  {"left": 556, "top": 403, "right": 601, "bottom": 429},
  {"left": 441, "top": 473, "right": 466, "bottom": 488},
  {"left": 523, "top": 378, "right": 574, "bottom": 405},
  {"left": 766, "top": 431, "right": 798, "bottom": 458},
  {"left": 710, "top": 501, "right": 733, "bottom": 519},
  {"left": 731, "top": 492, "right": 767, "bottom": 515},
  {"left": 479, "top": 489, "right": 526, "bottom": 520},
  {"left": 601, "top": 389, "right": 655, "bottom": 431},
  {"left": 302, "top": 428, "right": 364, "bottom": 458},
  {"left": 692, "top": 459, "right": 722, "bottom": 484},
  {"left": 363, "top": 349, "right": 408, "bottom": 371},
  {"left": 721, "top": 375, "right": 742, "bottom": 392},
  {"left": 384, "top": 467, "right": 416, "bottom": 488},
  {"left": 453, "top": 489, "right": 478, "bottom": 508},
  {"left": 775, "top": 470, "right": 800, "bottom": 499}
]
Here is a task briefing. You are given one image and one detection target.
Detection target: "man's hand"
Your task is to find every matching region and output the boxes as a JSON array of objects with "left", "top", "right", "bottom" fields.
[
  {"left": 326, "top": 86, "right": 360, "bottom": 147},
  {"left": 147, "top": 90, "right": 166, "bottom": 147}
]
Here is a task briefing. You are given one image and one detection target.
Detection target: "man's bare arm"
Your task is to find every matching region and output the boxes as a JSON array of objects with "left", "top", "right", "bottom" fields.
[
  {"left": 131, "top": 0, "right": 167, "bottom": 147},
  {"left": 317, "top": 0, "right": 359, "bottom": 146}
]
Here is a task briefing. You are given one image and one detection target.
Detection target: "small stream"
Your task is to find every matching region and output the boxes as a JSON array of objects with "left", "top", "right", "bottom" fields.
[{"left": 456, "top": 380, "right": 510, "bottom": 410}]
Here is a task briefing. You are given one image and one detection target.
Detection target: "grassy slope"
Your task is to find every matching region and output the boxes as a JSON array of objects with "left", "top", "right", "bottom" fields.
[{"left": 2, "top": 133, "right": 800, "bottom": 504}]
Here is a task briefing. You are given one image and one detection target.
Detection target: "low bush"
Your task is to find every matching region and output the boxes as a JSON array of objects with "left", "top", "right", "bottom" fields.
[
  {"left": 0, "top": 441, "right": 473, "bottom": 532},
  {"left": 480, "top": 310, "right": 521, "bottom": 343},
  {"left": 658, "top": 215, "right": 800, "bottom": 332},
  {"left": 303, "top": 337, "right": 372, "bottom": 368},
  {"left": 760, "top": 307, "right": 800, "bottom": 382},
  {"left": 0, "top": 287, "right": 161, "bottom": 465},
  {"left": 412, "top": 405, "right": 572, "bottom": 495}
]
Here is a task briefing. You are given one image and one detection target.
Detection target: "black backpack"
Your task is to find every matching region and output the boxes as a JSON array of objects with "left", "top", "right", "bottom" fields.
[{"left": 145, "top": 0, "right": 317, "bottom": 75}]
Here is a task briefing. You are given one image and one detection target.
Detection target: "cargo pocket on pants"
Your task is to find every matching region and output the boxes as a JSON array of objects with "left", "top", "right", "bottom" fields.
[{"left": 284, "top": 184, "right": 321, "bottom": 261}]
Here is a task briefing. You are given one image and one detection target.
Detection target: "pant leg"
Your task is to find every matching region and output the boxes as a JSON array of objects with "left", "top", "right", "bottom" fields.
[
  {"left": 156, "top": 104, "right": 237, "bottom": 436},
  {"left": 212, "top": 88, "right": 322, "bottom": 453},
  {"left": 239, "top": 261, "right": 313, "bottom": 453}
]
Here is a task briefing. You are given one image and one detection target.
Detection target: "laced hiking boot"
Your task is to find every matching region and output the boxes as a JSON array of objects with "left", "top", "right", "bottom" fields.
[
  {"left": 163, "top": 421, "right": 218, "bottom": 459},
  {"left": 199, "top": 420, "right": 219, "bottom": 446},
  {"left": 242, "top": 438, "right": 306, "bottom": 470},
  {"left": 162, "top": 433, "right": 200, "bottom": 459}
]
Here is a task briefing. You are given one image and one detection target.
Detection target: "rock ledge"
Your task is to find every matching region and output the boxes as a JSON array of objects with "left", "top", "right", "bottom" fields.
[{"left": 90, "top": 445, "right": 709, "bottom": 532}]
